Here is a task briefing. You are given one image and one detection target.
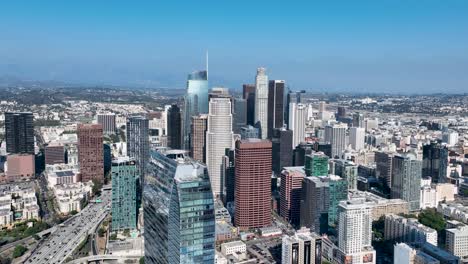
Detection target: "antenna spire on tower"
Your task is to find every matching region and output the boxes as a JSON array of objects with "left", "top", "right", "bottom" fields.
[{"left": 206, "top": 51, "right": 209, "bottom": 80}]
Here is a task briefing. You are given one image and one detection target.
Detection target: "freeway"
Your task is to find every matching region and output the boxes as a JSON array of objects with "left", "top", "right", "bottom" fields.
[{"left": 25, "top": 189, "right": 111, "bottom": 264}]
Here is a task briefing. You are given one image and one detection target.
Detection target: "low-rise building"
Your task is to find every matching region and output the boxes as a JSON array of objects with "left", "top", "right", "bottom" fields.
[
  {"left": 445, "top": 225, "right": 468, "bottom": 259},
  {"left": 45, "top": 163, "right": 80, "bottom": 187},
  {"left": 282, "top": 230, "right": 322, "bottom": 264},
  {"left": 384, "top": 214, "right": 438, "bottom": 246},
  {"left": 438, "top": 203, "right": 468, "bottom": 224},
  {"left": 52, "top": 182, "right": 93, "bottom": 214},
  {"left": 0, "top": 184, "right": 39, "bottom": 227},
  {"left": 349, "top": 190, "right": 409, "bottom": 220}
]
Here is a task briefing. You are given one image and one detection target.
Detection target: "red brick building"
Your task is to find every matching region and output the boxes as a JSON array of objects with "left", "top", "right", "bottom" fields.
[{"left": 77, "top": 124, "right": 104, "bottom": 183}]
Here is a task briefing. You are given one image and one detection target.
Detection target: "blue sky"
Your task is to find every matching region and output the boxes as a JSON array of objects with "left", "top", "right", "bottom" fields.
[{"left": 1, "top": 1, "right": 468, "bottom": 93}]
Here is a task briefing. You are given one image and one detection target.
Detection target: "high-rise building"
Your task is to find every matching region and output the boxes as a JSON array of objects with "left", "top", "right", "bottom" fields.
[
  {"left": 240, "top": 125, "right": 259, "bottom": 140},
  {"left": 4, "top": 112, "right": 34, "bottom": 154},
  {"left": 375, "top": 151, "right": 395, "bottom": 189},
  {"left": 234, "top": 139, "right": 272, "bottom": 229},
  {"left": 313, "top": 142, "right": 332, "bottom": 159},
  {"left": 289, "top": 103, "right": 307, "bottom": 148},
  {"left": 206, "top": 97, "right": 233, "bottom": 197},
  {"left": 45, "top": 144, "right": 65, "bottom": 165},
  {"left": 446, "top": 225, "right": 468, "bottom": 259},
  {"left": 352, "top": 112, "right": 364, "bottom": 128},
  {"left": 391, "top": 154, "right": 422, "bottom": 211},
  {"left": 328, "top": 176, "right": 349, "bottom": 226},
  {"left": 280, "top": 167, "right": 305, "bottom": 227},
  {"left": 337, "top": 107, "right": 347, "bottom": 120},
  {"left": 183, "top": 69, "right": 209, "bottom": 149},
  {"left": 97, "top": 113, "right": 116, "bottom": 135},
  {"left": 167, "top": 104, "right": 182, "bottom": 149},
  {"left": 254, "top": 67, "right": 269, "bottom": 139},
  {"left": 422, "top": 142, "right": 448, "bottom": 183},
  {"left": 242, "top": 84, "right": 256, "bottom": 126},
  {"left": 325, "top": 123, "right": 347, "bottom": 159},
  {"left": 330, "top": 159, "right": 358, "bottom": 190},
  {"left": 300, "top": 176, "right": 330, "bottom": 234},
  {"left": 77, "top": 124, "right": 104, "bottom": 183},
  {"left": 221, "top": 148, "right": 236, "bottom": 205},
  {"left": 285, "top": 91, "right": 303, "bottom": 129},
  {"left": 143, "top": 149, "right": 215, "bottom": 263},
  {"left": 232, "top": 98, "right": 247, "bottom": 134},
  {"left": 349, "top": 127, "right": 365, "bottom": 151},
  {"left": 272, "top": 128, "right": 293, "bottom": 175},
  {"left": 267, "top": 80, "right": 285, "bottom": 138},
  {"left": 337, "top": 199, "right": 376, "bottom": 263},
  {"left": 305, "top": 152, "right": 329, "bottom": 177},
  {"left": 189, "top": 114, "right": 208, "bottom": 163},
  {"left": 111, "top": 157, "right": 138, "bottom": 231},
  {"left": 282, "top": 230, "right": 323, "bottom": 264},
  {"left": 126, "top": 116, "right": 149, "bottom": 188}
]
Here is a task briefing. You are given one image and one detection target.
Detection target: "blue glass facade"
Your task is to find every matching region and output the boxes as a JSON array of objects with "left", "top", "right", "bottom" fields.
[
  {"left": 111, "top": 157, "right": 138, "bottom": 231},
  {"left": 184, "top": 70, "right": 208, "bottom": 149},
  {"left": 144, "top": 149, "right": 215, "bottom": 264}
]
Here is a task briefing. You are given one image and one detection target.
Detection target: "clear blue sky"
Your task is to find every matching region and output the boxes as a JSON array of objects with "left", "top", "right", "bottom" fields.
[{"left": 1, "top": 1, "right": 468, "bottom": 93}]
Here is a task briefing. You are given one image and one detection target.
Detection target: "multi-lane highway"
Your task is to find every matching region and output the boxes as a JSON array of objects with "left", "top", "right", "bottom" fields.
[{"left": 25, "top": 189, "right": 111, "bottom": 264}]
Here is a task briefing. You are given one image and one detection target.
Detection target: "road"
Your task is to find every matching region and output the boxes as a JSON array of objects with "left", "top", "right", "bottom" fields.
[{"left": 25, "top": 189, "right": 111, "bottom": 264}]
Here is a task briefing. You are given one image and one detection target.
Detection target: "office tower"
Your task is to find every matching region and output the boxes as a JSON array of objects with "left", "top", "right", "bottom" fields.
[
  {"left": 391, "top": 154, "right": 422, "bottom": 211},
  {"left": 337, "top": 106, "right": 347, "bottom": 119},
  {"left": 267, "top": 80, "right": 285, "bottom": 138},
  {"left": 324, "top": 123, "right": 347, "bottom": 159},
  {"left": 446, "top": 225, "right": 468, "bottom": 259},
  {"left": 305, "top": 152, "right": 329, "bottom": 177},
  {"left": 222, "top": 148, "right": 235, "bottom": 205},
  {"left": 4, "top": 112, "right": 34, "bottom": 154},
  {"left": 301, "top": 176, "right": 330, "bottom": 234},
  {"left": 293, "top": 142, "right": 314, "bottom": 166},
  {"left": 206, "top": 97, "right": 234, "bottom": 197},
  {"left": 318, "top": 101, "right": 326, "bottom": 113},
  {"left": 331, "top": 159, "right": 358, "bottom": 190},
  {"left": 254, "top": 67, "right": 269, "bottom": 139},
  {"left": 77, "top": 124, "right": 104, "bottom": 183},
  {"left": 289, "top": 103, "right": 307, "bottom": 148},
  {"left": 167, "top": 104, "right": 182, "bottom": 149},
  {"left": 352, "top": 112, "right": 364, "bottom": 128},
  {"left": 234, "top": 139, "right": 272, "bottom": 229},
  {"left": 97, "top": 113, "right": 116, "bottom": 135},
  {"left": 240, "top": 125, "right": 259, "bottom": 139},
  {"left": 337, "top": 199, "right": 375, "bottom": 263},
  {"left": 143, "top": 149, "right": 215, "bottom": 263},
  {"left": 280, "top": 167, "right": 305, "bottom": 227},
  {"left": 442, "top": 130, "right": 459, "bottom": 147},
  {"left": 272, "top": 128, "right": 293, "bottom": 175},
  {"left": 45, "top": 144, "right": 65, "bottom": 165},
  {"left": 189, "top": 114, "right": 208, "bottom": 163},
  {"left": 183, "top": 69, "right": 209, "bottom": 149},
  {"left": 349, "top": 127, "right": 365, "bottom": 151},
  {"left": 242, "top": 84, "right": 256, "bottom": 126},
  {"left": 328, "top": 176, "right": 349, "bottom": 226},
  {"left": 111, "top": 157, "right": 137, "bottom": 231},
  {"left": 5, "top": 154, "right": 35, "bottom": 182},
  {"left": 104, "top": 144, "right": 112, "bottom": 175},
  {"left": 313, "top": 142, "right": 332, "bottom": 159},
  {"left": 282, "top": 230, "right": 322, "bottom": 264},
  {"left": 384, "top": 214, "right": 438, "bottom": 246},
  {"left": 232, "top": 97, "right": 247, "bottom": 134},
  {"left": 422, "top": 142, "right": 448, "bottom": 183},
  {"left": 375, "top": 151, "right": 395, "bottom": 189},
  {"left": 126, "top": 116, "right": 149, "bottom": 188},
  {"left": 285, "top": 90, "right": 304, "bottom": 129}
]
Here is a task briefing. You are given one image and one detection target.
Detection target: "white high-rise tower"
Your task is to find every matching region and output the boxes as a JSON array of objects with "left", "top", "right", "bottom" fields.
[
  {"left": 349, "top": 127, "right": 365, "bottom": 151},
  {"left": 325, "top": 123, "right": 348, "bottom": 158},
  {"left": 254, "top": 67, "right": 268, "bottom": 139},
  {"left": 288, "top": 103, "right": 306, "bottom": 148},
  {"left": 206, "top": 97, "right": 234, "bottom": 197}
]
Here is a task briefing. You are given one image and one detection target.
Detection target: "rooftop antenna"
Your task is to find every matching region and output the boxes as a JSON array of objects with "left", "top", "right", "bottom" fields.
[{"left": 206, "top": 51, "right": 209, "bottom": 80}]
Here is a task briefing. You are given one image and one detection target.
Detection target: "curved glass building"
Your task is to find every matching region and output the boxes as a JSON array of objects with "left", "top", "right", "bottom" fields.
[
  {"left": 184, "top": 70, "right": 209, "bottom": 149},
  {"left": 143, "top": 149, "right": 215, "bottom": 264}
]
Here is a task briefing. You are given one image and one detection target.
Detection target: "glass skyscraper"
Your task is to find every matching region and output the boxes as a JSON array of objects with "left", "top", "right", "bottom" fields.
[
  {"left": 143, "top": 149, "right": 215, "bottom": 264},
  {"left": 184, "top": 70, "right": 209, "bottom": 149},
  {"left": 111, "top": 157, "right": 138, "bottom": 231}
]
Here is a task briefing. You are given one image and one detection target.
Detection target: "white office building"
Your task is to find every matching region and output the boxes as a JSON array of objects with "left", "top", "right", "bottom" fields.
[
  {"left": 254, "top": 67, "right": 269, "bottom": 139},
  {"left": 384, "top": 214, "right": 438, "bottom": 246},
  {"left": 325, "top": 123, "right": 348, "bottom": 159},
  {"left": 289, "top": 103, "right": 306, "bottom": 148},
  {"left": 282, "top": 229, "right": 322, "bottom": 264},
  {"left": 349, "top": 127, "right": 365, "bottom": 151},
  {"left": 446, "top": 225, "right": 468, "bottom": 259}
]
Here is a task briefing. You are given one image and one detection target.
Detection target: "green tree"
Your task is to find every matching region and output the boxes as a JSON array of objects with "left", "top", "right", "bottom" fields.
[
  {"left": 98, "top": 228, "right": 106, "bottom": 237},
  {"left": 418, "top": 208, "right": 446, "bottom": 232},
  {"left": 139, "top": 257, "right": 145, "bottom": 264},
  {"left": 12, "top": 245, "right": 27, "bottom": 258},
  {"left": 92, "top": 179, "right": 103, "bottom": 196},
  {"left": 70, "top": 210, "right": 78, "bottom": 215}
]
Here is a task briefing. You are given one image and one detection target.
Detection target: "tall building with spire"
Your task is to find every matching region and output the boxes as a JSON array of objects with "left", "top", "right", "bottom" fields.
[{"left": 254, "top": 67, "right": 269, "bottom": 139}]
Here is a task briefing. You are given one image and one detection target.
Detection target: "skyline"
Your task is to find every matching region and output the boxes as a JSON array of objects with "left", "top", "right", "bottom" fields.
[{"left": 1, "top": 1, "right": 468, "bottom": 93}]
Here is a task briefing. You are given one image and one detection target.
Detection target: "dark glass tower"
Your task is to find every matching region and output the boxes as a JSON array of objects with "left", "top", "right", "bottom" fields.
[
  {"left": 267, "top": 80, "right": 285, "bottom": 138},
  {"left": 167, "top": 104, "right": 182, "bottom": 149},
  {"left": 232, "top": 98, "right": 247, "bottom": 134},
  {"left": 272, "top": 128, "right": 293, "bottom": 175},
  {"left": 422, "top": 141, "right": 448, "bottom": 183},
  {"left": 242, "top": 84, "right": 256, "bottom": 126},
  {"left": 126, "top": 116, "right": 149, "bottom": 187},
  {"left": 4, "top": 112, "right": 35, "bottom": 154}
]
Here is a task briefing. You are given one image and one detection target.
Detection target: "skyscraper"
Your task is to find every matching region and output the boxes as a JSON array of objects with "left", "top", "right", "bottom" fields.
[
  {"left": 97, "top": 113, "right": 116, "bottom": 135},
  {"left": 189, "top": 114, "right": 208, "bottom": 163},
  {"left": 143, "top": 149, "right": 215, "bottom": 263},
  {"left": 422, "top": 142, "right": 448, "bottom": 183},
  {"left": 4, "top": 112, "right": 34, "bottom": 154},
  {"left": 206, "top": 97, "right": 233, "bottom": 197},
  {"left": 222, "top": 148, "right": 235, "bottom": 205},
  {"left": 234, "top": 139, "right": 272, "bottom": 229},
  {"left": 45, "top": 144, "right": 65, "bottom": 165},
  {"left": 375, "top": 151, "right": 395, "bottom": 189},
  {"left": 349, "top": 127, "right": 365, "bottom": 151},
  {"left": 285, "top": 91, "right": 303, "bottom": 129},
  {"left": 331, "top": 159, "right": 358, "bottom": 190},
  {"left": 240, "top": 125, "right": 259, "bottom": 139},
  {"left": 391, "top": 153, "right": 422, "bottom": 211},
  {"left": 183, "top": 69, "right": 209, "bottom": 149},
  {"left": 77, "top": 124, "right": 104, "bottom": 183},
  {"left": 300, "top": 176, "right": 330, "bottom": 234},
  {"left": 289, "top": 103, "right": 307, "bottom": 148},
  {"left": 232, "top": 97, "right": 247, "bottom": 134},
  {"left": 126, "top": 116, "right": 149, "bottom": 188},
  {"left": 272, "top": 128, "right": 293, "bottom": 175},
  {"left": 243, "top": 84, "right": 256, "bottom": 126},
  {"left": 304, "top": 152, "right": 329, "bottom": 177},
  {"left": 280, "top": 166, "right": 305, "bottom": 227},
  {"left": 352, "top": 112, "right": 364, "bottom": 128},
  {"left": 111, "top": 157, "right": 138, "bottom": 231},
  {"left": 267, "top": 80, "right": 285, "bottom": 138},
  {"left": 325, "top": 123, "right": 347, "bottom": 159},
  {"left": 254, "top": 68, "right": 269, "bottom": 139},
  {"left": 167, "top": 104, "right": 182, "bottom": 149}
]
